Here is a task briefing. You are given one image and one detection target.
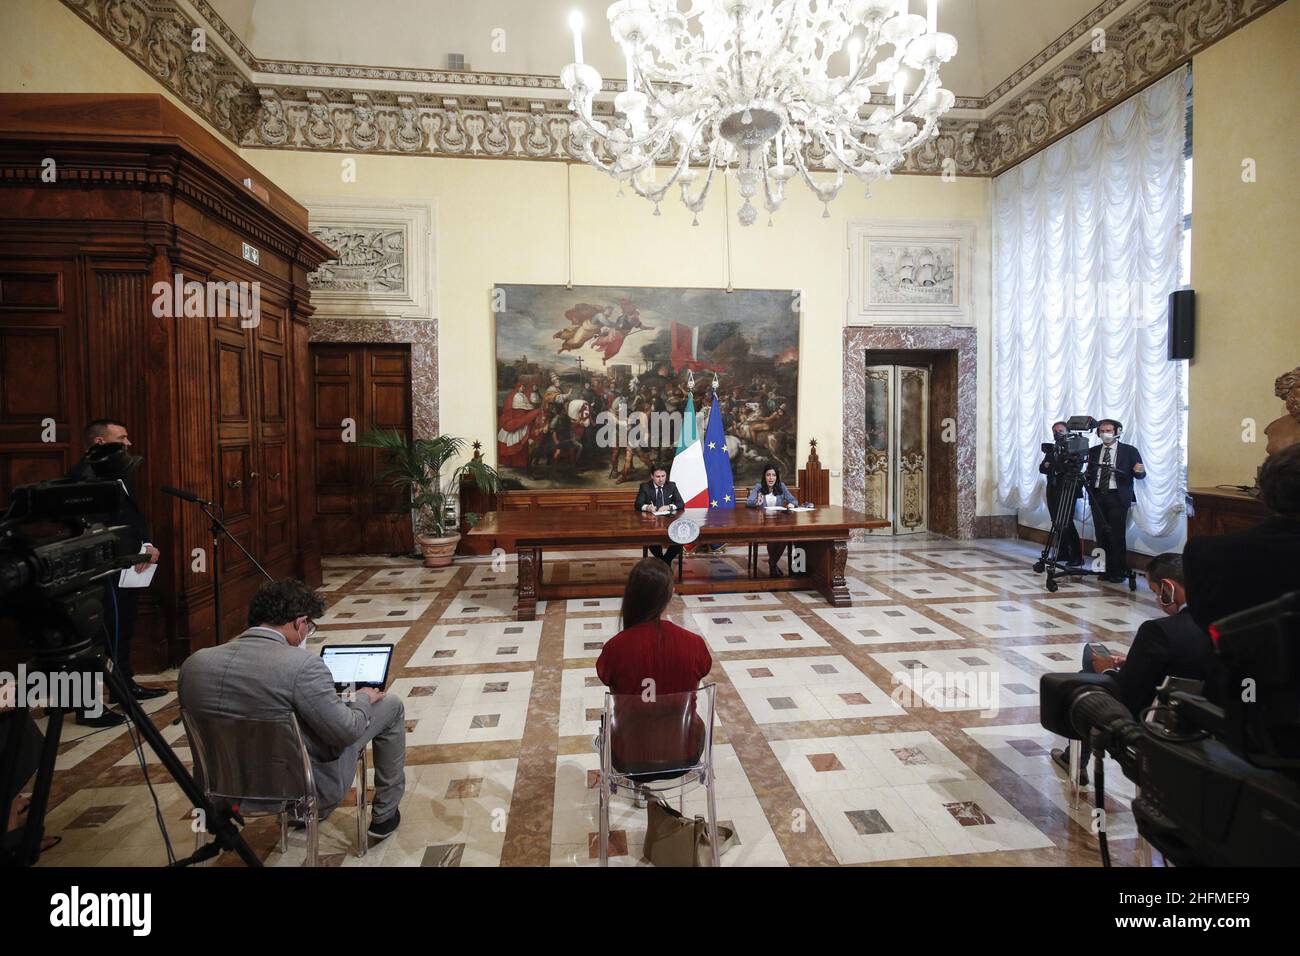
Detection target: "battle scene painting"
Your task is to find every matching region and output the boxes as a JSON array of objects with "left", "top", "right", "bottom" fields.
[{"left": 493, "top": 284, "right": 800, "bottom": 491}]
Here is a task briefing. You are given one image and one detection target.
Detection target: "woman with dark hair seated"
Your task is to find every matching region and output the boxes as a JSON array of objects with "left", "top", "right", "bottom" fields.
[
  {"left": 595, "top": 557, "right": 713, "bottom": 781},
  {"left": 745, "top": 463, "right": 799, "bottom": 576}
]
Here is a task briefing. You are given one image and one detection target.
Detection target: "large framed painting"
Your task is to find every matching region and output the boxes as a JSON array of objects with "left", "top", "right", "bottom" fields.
[
  {"left": 493, "top": 284, "right": 800, "bottom": 491},
  {"left": 846, "top": 219, "right": 975, "bottom": 325}
]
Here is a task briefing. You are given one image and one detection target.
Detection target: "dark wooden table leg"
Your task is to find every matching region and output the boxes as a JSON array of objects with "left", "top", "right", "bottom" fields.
[
  {"left": 812, "top": 538, "right": 851, "bottom": 606},
  {"left": 517, "top": 547, "right": 538, "bottom": 621}
]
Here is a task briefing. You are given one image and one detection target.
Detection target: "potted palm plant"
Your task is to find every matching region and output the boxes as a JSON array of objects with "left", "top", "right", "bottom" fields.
[{"left": 362, "top": 430, "right": 501, "bottom": 567}]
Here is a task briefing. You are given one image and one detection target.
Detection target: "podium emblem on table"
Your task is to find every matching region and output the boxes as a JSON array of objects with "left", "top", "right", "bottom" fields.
[{"left": 667, "top": 516, "right": 700, "bottom": 545}]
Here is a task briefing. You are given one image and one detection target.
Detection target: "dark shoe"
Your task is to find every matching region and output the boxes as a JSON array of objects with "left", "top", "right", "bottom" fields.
[
  {"left": 368, "top": 808, "right": 401, "bottom": 841},
  {"left": 129, "top": 682, "right": 168, "bottom": 701},
  {"left": 1051, "top": 747, "right": 1089, "bottom": 786},
  {"left": 76, "top": 711, "right": 126, "bottom": 728}
]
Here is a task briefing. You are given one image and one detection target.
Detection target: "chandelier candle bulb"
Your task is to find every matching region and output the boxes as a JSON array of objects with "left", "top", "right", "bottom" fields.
[
  {"left": 927, "top": 0, "right": 937, "bottom": 34},
  {"left": 561, "top": 0, "right": 956, "bottom": 225},
  {"left": 569, "top": 10, "right": 584, "bottom": 65}
]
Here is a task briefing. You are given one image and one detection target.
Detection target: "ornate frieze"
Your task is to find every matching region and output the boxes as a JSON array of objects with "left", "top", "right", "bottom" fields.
[{"left": 60, "top": 0, "right": 1285, "bottom": 178}]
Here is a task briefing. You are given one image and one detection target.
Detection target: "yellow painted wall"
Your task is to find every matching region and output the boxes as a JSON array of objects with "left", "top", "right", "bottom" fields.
[
  {"left": 1188, "top": 0, "right": 1300, "bottom": 487},
  {"left": 0, "top": 0, "right": 229, "bottom": 141},
  {"left": 1, "top": 0, "right": 997, "bottom": 512},
  {"left": 240, "top": 151, "right": 994, "bottom": 510}
]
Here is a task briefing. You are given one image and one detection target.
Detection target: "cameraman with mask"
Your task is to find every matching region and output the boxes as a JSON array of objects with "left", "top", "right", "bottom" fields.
[
  {"left": 1039, "top": 421, "right": 1083, "bottom": 567},
  {"left": 69, "top": 419, "right": 166, "bottom": 727},
  {"left": 1085, "top": 419, "right": 1145, "bottom": 582}
]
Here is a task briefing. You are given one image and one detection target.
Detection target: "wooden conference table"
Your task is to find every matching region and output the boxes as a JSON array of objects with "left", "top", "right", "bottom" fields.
[{"left": 467, "top": 505, "right": 888, "bottom": 621}]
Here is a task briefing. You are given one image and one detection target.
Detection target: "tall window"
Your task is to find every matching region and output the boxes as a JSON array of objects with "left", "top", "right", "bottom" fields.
[{"left": 992, "top": 65, "right": 1190, "bottom": 539}]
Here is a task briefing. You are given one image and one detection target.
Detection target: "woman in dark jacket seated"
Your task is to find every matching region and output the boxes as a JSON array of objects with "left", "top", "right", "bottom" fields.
[
  {"left": 596, "top": 557, "right": 713, "bottom": 777},
  {"left": 745, "top": 463, "right": 800, "bottom": 576}
]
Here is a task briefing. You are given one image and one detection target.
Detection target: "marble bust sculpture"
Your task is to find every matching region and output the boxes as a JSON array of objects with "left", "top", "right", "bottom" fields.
[{"left": 1264, "top": 366, "right": 1300, "bottom": 456}]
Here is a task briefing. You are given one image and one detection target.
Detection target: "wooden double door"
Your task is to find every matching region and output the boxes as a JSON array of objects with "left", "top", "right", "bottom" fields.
[
  {"left": 212, "top": 299, "right": 295, "bottom": 579},
  {"left": 310, "top": 343, "right": 414, "bottom": 554}
]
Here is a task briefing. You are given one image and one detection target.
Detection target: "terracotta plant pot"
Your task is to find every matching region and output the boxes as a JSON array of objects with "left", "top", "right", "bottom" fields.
[{"left": 416, "top": 532, "right": 461, "bottom": 567}]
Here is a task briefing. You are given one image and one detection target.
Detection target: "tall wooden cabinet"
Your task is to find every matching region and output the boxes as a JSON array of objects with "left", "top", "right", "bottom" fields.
[{"left": 0, "top": 94, "right": 335, "bottom": 669}]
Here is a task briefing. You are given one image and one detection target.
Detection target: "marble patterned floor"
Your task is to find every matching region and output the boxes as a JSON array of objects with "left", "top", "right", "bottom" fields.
[{"left": 28, "top": 534, "right": 1153, "bottom": 867}]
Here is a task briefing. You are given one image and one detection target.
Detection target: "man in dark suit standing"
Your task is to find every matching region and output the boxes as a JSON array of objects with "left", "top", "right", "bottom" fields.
[
  {"left": 69, "top": 419, "right": 167, "bottom": 727},
  {"left": 1184, "top": 442, "right": 1300, "bottom": 632},
  {"left": 1084, "top": 419, "right": 1145, "bottom": 582},
  {"left": 1052, "top": 553, "right": 1213, "bottom": 783},
  {"left": 634, "top": 463, "right": 685, "bottom": 565},
  {"left": 1040, "top": 420, "right": 1083, "bottom": 566}
]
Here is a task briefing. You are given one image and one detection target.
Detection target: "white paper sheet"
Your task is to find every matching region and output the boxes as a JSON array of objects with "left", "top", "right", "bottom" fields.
[{"left": 119, "top": 542, "right": 158, "bottom": 588}]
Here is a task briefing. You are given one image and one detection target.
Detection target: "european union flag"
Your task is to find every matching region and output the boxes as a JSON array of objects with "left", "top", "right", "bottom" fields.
[{"left": 701, "top": 390, "right": 735, "bottom": 509}]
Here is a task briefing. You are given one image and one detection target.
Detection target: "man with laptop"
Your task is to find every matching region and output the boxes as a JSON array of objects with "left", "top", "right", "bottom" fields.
[{"left": 178, "top": 579, "right": 406, "bottom": 842}]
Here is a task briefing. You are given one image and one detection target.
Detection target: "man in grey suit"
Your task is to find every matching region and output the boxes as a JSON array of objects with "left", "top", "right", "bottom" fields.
[{"left": 178, "top": 580, "right": 406, "bottom": 841}]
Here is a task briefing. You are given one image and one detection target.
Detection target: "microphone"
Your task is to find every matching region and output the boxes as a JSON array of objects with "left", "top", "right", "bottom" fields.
[{"left": 162, "top": 484, "right": 213, "bottom": 506}]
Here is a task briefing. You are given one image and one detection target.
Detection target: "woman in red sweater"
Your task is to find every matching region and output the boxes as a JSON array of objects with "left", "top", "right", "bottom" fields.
[{"left": 595, "top": 557, "right": 713, "bottom": 775}]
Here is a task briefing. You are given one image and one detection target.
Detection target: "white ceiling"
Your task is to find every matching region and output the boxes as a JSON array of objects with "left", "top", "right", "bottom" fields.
[{"left": 206, "top": 0, "right": 1108, "bottom": 100}]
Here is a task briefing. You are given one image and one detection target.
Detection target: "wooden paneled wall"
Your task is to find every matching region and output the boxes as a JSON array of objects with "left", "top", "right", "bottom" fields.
[{"left": 0, "top": 94, "right": 334, "bottom": 668}]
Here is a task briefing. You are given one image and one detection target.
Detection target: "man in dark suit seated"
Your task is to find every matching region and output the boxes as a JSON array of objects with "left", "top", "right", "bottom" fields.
[
  {"left": 1051, "top": 552, "right": 1214, "bottom": 784},
  {"left": 634, "top": 463, "right": 685, "bottom": 565},
  {"left": 1184, "top": 443, "right": 1300, "bottom": 633},
  {"left": 1084, "top": 419, "right": 1146, "bottom": 582}
]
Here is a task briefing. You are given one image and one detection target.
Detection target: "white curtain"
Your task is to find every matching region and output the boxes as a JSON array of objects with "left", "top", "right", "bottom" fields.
[{"left": 992, "top": 65, "right": 1187, "bottom": 537}]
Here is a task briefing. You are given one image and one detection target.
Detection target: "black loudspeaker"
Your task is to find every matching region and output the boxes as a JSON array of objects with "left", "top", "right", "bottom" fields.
[{"left": 1168, "top": 289, "right": 1195, "bottom": 360}]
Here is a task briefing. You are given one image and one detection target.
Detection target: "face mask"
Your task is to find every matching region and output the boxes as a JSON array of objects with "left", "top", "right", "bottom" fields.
[
  {"left": 1099, "top": 433, "right": 1116, "bottom": 444},
  {"left": 1155, "top": 581, "right": 1178, "bottom": 613},
  {"left": 85, "top": 442, "right": 144, "bottom": 480}
]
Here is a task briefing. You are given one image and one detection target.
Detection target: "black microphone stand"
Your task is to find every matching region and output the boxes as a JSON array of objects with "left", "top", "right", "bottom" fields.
[
  {"left": 197, "top": 499, "right": 274, "bottom": 651},
  {"left": 165, "top": 490, "right": 275, "bottom": 727}
]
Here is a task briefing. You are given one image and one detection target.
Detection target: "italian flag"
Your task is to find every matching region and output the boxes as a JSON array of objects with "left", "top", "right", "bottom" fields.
[{"left": 670, "top": 391, "right": 709, "bottom": 507}]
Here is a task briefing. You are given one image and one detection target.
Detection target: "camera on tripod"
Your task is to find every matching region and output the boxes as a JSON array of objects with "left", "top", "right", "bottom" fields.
[
  {"left": 0, "top": 477, "right": 140, "bottom": 654},
  {"left": 1, "top": 476, "right": 261, "bottom": 867},
  {"left": 1040, "top": 591, "right": 1300, "bottom": 866},
  {"left": 1041, "top": 414, "right": 1095, "bottom": 470}
]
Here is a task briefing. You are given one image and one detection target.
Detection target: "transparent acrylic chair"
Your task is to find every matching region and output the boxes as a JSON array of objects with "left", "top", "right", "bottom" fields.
[
  {"left": 597, "top": 683, "right": 719, "bottom": 867},
  {"left": 181, "top": 709, "right": 368, "bottom": 866}
]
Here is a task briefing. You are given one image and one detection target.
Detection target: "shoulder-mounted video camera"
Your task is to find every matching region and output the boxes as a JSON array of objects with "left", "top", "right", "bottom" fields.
[{"left": 1042, "top": 415, "right": 1096, "bottom": 469}]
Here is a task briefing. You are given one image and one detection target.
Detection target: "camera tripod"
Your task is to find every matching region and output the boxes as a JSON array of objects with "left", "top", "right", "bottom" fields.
[
  {"left": 1034, "top": 465, "right": 1109, "bottom": 592},
  {"left": 1034, "top": 465, "right": 1138, "bottom": 593},
  {"left": 0, "top": 596, "right": 260, "bottom": 867}
]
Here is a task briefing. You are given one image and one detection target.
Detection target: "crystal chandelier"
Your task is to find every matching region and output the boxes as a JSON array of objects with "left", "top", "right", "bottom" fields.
[{"left": 561, "top": 0, "right": 958, "bottom": 226}]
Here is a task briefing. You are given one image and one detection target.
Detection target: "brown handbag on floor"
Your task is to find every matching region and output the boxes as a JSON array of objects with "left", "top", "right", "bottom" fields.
[{"left": 643, "top": 797, "right": 737, "bottom": 867}]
